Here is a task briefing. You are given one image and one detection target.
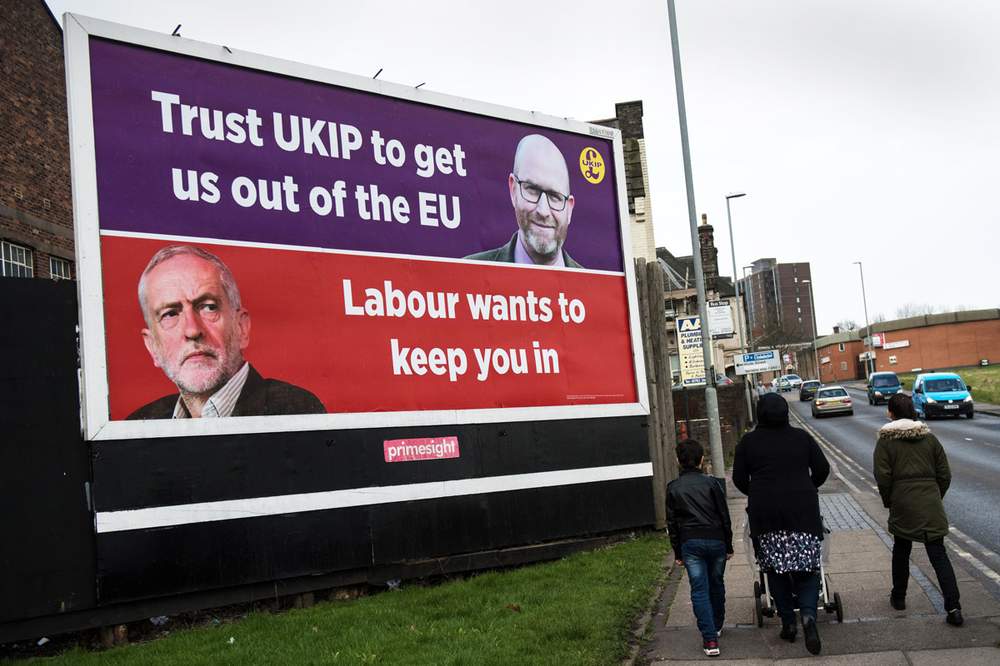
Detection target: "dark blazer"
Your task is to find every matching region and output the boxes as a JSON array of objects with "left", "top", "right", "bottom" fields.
[
  {"left": 464, "top": 232, "right": 582, "bottom": 269},
  {"left": 733, "top": 394, "right": 830, "bottom": 538},
  {"left": 127, "top": 364, "right": 326, "bottom": 420}
]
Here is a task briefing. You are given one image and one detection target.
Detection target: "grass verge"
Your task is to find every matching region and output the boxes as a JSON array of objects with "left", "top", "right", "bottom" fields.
[
  {"left": 22, "top": 533, "right": 668, "bottom": 666},
  {"left": 896, "top": 365, "right": 1000, "bottom": 404}
]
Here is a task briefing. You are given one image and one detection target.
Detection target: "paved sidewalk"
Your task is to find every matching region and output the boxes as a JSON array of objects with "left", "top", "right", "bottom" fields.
[{"left": 641, "top": 474, "right": 1000, "bottom": 663}]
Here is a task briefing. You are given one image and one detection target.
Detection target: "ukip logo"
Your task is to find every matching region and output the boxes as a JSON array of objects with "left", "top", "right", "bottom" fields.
[{"left": 579, "top": 147, "right": 606, "bottom": 184}]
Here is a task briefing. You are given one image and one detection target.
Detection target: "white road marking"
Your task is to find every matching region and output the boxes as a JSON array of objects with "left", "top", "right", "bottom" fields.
[
  {"left": 949, "top": 541, "right": 1000, "bottom": 585},
  {"left": 790, "top": 412, "right": 873, "bottom": 494},
  {"left": 948, "top": 526, "right": 1000, "bottom": 569}
]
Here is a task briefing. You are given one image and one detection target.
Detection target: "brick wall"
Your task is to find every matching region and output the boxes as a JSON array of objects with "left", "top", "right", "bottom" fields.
[
  {"left": 1, "top": 0, "right": 74, "bottom": 279},
  {"left": 872, "top": 319, "right": 1000, "bottom": 372},
  {"left": 671, "top": 383, "right": 750, "bottom": 466},
  {"left": 817, "top": 339, "right": 865, "bottom": 382}
]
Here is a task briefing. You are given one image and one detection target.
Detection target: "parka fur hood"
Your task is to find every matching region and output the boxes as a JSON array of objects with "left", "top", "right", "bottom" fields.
[{"left": 877, "top": 418, "right": 931, "bottom": 440}]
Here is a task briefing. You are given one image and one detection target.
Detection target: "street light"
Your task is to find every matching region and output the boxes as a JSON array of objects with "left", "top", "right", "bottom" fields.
[
  {"left": 801, "top": 279, "right": 820, "bottom": 381},
  {"left": 724, "top": 192, "right": 752, "bottom": 420},
  {"left": 853, "top": 261, "right": 874, "bottom": 377},
  {"left": 725, "top": 193, "right": 748, "bottom": 354},
  {"left": 742, "top": 266, "right": 755, "bottom": 350},
  {"left": 666, "top": 0, "right": 725, "bottom": 484}
]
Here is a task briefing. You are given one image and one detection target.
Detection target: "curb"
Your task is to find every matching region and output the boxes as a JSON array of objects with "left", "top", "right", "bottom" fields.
[{"left": 623, "top": 547, "right": 675, "bottom": 666}]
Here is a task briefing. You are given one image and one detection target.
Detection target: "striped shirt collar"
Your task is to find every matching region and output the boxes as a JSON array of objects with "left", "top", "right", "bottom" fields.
[{"left": 172, "top": 362, "right": 250, "bottom": 419}]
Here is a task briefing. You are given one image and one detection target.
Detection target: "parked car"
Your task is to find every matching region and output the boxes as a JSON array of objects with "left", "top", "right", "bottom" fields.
[
  {"left": 912, "top": 372, "right": 974, "bottom": 419},
  {"left": 811, "top": 385, "right": 853, "bottom": 417},
  {"left": 799, "top": 380, "right": 821, "bottom": 401},
  {"left": 867, "top": 371, "right": 903, "bottom": 405},
  {"left": 776, "top": 374, "right": 803, "bottom": 392}
]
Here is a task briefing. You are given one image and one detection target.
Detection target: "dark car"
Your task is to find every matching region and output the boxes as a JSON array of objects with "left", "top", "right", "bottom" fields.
[
  {"left": 799, "top": 380, "right": 821, "bottom": 401},
  {"left": 867, "top": 371, "right": 903, "bottom": 405}
]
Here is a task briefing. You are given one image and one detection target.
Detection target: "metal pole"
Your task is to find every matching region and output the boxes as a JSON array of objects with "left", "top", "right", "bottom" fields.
[
  {"left": 803, "top": 279, "right": 820, "bottom": 380},
  {"left": 725, "top": 194, "right": 753, "bottom": 424},
  {"left": 666, "top": 0, "right": 725, "bottom": 485},
  {"left": 742, "top": 265, "right": 757, "bottom": 399},
  {"left": 854, "top": 261, "right": 873, "bottom": 377}
]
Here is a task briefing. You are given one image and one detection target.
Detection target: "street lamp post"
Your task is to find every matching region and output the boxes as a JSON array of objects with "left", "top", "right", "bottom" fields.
[
  {"left": 666, "top": 0, "right": 725, "bottom": 485},
  {"left": 801, "top": 279, "right": 820, "bottom": 381},
  {"left": 742, "top": 265, "right": 755, "bottom": 349},
  {"left": 724, "top": 193, "right": 752, "bottom": 421},
  {"left": 853, "top": 261, "right": 874, "bottom": 377}
]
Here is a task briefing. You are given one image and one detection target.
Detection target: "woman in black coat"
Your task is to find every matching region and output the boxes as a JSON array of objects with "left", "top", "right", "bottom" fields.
[{"left": 733, "top": 393, "right": 830, "bottom": 655}]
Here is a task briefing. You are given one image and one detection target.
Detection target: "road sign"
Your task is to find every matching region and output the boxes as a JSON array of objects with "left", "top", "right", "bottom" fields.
[
  {"left": 734, "top": 350, "right": 781, "bottom": 375},
  {"left": 708, "top": 299, "right": 734, "bottom": 339},
  {"left": 677, "top": 316, "right": 706, "bottom": 386}
]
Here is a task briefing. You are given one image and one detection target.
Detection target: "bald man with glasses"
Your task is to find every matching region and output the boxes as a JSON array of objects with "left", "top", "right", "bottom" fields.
[{"left": 465, "top": 134, "right": 582, "bottom": 268}]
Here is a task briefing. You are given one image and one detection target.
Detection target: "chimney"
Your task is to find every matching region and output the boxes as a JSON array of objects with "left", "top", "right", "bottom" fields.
[{"left": 698, "top": 213, "right": 719, "bottom": 291}]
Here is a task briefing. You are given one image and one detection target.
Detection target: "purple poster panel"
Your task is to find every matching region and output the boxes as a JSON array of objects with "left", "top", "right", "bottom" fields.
[{"left": 89, "top": 39, "right": 625, "bottom": 271}]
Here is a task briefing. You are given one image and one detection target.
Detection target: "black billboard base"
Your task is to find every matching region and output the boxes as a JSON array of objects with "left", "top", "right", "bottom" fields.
[{"left": 0, "top": 529, "right": 649, "bottom": 646}]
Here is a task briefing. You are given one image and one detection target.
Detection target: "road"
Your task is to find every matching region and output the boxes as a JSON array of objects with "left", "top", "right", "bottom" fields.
[{"left": 781, "top": 387, "right": 1000, "bottom": 598}]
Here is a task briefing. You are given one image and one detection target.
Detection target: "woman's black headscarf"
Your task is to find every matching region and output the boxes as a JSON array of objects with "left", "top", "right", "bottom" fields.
[{"left": 756, "top": 393, "right": 789, "bottom": 428}]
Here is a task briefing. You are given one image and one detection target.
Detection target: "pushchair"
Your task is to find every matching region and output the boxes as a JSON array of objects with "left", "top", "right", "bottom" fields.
[{"left": 743, "top": 513, "right": 844, "bottom": 626}]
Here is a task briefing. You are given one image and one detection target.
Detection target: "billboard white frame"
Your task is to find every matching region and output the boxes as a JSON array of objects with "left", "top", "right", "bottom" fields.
[{"left": 64, "top": 14, "right": 649, "bottom": 441}]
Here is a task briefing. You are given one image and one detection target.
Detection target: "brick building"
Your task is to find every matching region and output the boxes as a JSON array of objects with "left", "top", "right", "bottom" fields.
[
  {"left": 739, "top": 258, "right": 815, "bottom": 346},
  {"left": 814, "top": 309, "right": 1000, "bottom": 381},
  {"left": 1, "top": 0, "right": 75, "bottom": 280},
  {"left": 592, "top": 101, "right": 656, "bottom": 263},
  {"left": 861, "top": 310, "right": 1000, "bottom": 374},
  {"left": 657, "top": 215, "right": 745, "bottom": 379},
  {"left": 813, "top": 329, "right": 865, "bottom": 383}
]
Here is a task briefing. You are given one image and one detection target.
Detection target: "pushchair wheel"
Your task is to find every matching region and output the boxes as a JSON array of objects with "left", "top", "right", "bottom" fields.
[
  {"left": 753, "top": 580, "right": 761, "bottom": 599},
  {"left": 834, "top": 592, "right": 844, "bottom": 623},
  {"left": 754, "top": 594, "right": 765, "bottom": 627}
]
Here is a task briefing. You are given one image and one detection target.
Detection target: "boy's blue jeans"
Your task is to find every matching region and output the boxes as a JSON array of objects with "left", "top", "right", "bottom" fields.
[{"left": 681, "top": 538, "right": 728, "bottom": 641}]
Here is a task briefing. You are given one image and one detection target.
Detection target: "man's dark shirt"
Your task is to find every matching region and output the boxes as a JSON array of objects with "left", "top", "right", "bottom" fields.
[
  {"left": 464, "top": 232, "right": 582, "bottom": 268},
  {"left": 127, "top": 364, "right": 325, "bottom": 419}
]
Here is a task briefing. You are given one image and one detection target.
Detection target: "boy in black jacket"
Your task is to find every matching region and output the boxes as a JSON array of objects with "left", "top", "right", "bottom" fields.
[{"left": 667, "top": 439, "right": 734, "bottom": 658}]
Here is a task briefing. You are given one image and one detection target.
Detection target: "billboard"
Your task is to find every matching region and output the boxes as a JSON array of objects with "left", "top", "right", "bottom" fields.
[
  {"left": 677, "top": 316, "right": 706, "bottom": 387},
  {"left": 66, "top": 16, "right": 647, "bottom": 440}
]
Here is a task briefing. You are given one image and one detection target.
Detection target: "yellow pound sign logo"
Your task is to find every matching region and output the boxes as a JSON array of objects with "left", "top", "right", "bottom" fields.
[{"left": 579, "top": 147, "right": 606, "bottom": 184}]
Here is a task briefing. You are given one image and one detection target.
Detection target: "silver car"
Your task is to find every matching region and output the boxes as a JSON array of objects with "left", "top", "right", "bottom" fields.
[{"left": 811, "top": 385, "right": 854, "bottom": 417}]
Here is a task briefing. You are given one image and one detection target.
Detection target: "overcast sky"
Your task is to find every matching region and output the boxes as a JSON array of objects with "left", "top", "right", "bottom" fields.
[{"left": 47, "top": 0, "right": 999, "bottom": 334}]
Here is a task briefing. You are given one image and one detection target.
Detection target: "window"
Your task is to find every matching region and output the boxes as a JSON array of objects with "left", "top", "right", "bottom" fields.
[
  {"left": 1, "top": 241, "right": 34, "bottom": 277},
  {"left": 838, "top": 343, "right": 845, "bottom": 352},
  {"left": 840, "top": 361, "right": 848, "bottom": 371},
  {"left": 50, "top": 257, "right": 72, "bottom": 280}
]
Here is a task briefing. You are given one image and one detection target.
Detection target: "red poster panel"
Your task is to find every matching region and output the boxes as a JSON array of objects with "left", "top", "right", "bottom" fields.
[{"left": 102, "top": 237, "right": 638, "bottom": 421}]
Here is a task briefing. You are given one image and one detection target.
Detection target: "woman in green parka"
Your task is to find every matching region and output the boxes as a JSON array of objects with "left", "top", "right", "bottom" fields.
[{"left": 873, "top": 392, "right": 962, "bottom": 626}]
